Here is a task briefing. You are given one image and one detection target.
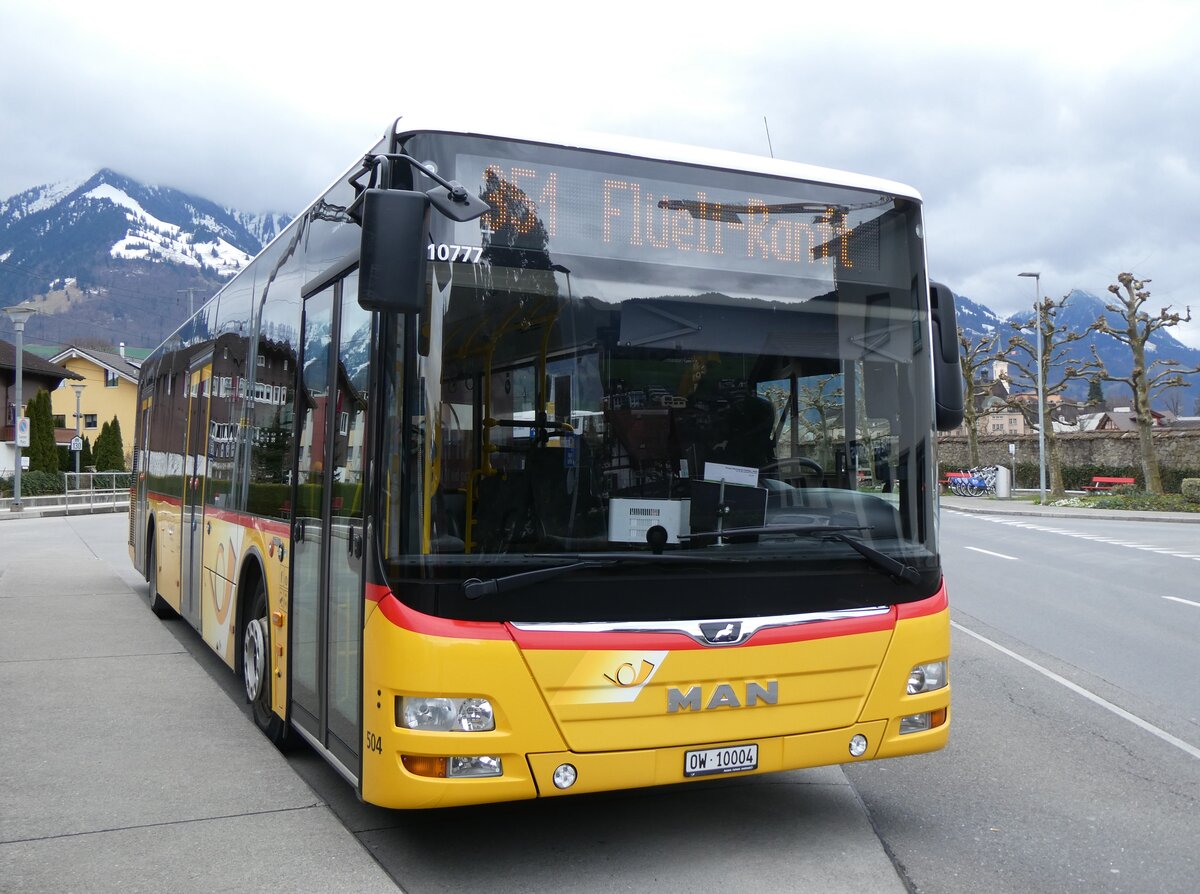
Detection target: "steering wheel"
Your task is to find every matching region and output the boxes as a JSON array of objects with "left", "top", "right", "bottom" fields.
[{"left": 760, "top": 457, "right": 824, "bottom": 487}]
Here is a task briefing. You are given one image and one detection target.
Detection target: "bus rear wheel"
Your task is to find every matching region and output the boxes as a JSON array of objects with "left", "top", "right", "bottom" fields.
[{"left": 242, "top": 578, "right": 288, "bottom": 746}]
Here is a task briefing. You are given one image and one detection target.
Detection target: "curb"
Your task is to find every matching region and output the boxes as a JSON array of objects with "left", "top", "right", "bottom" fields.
[
  {"left": 940, "top": 498, "right": 1200, "bottom": 524},
  {"left": 0, "top": 502, "right": 128, "bottom": 521}
]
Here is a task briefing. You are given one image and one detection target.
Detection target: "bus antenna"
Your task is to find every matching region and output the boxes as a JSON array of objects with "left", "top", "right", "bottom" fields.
[{"left": 763, "top": 117, "right": 775, "bottom": 159}]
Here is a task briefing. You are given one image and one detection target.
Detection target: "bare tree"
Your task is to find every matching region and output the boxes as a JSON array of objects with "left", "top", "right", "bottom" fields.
[
  {"left": 1092, "top": 273, "right": 1199, "bottom": 494},
  {"left": 1161, "top": 387, "right": 1186, "bottom": 418},
  {"left": 792, "top": 376, "right": 844, "bottom": 469},
  {"left": 957, "top": 328, "right": 1003, "bottom": 467},
  {"left": 1005, "top": 293, "right": 1100, "bottom": 499}
]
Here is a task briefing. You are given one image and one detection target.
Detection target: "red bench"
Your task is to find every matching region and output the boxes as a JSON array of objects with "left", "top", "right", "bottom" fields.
[{"left": 1082, "top": 476, "right": 1136, "bottom": 492}]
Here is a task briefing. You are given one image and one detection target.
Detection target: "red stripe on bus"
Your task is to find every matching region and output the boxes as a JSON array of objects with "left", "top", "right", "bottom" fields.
[
  {"left": 367, "top": 581, "right": 946, "bottom": 647},
  {"left": 895, "top": 584, "right": 948, "bottom": 620},
  {"left": 145, "top": 493, "right": 290, "bottom": 538},
  {"left": 367, "top": 583, "right": 512, "bottom": 641},
  {"left": 203, "top": 507, "right": 290, "bottom": 538}
]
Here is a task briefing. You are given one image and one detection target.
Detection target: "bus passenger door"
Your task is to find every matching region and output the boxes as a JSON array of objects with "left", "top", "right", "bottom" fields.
[
  {"left": 290, "top": 271, "right": 367, "bottom": 776},
  {"left": 180, "top": 359, "right": 212, "bottom": 628}
]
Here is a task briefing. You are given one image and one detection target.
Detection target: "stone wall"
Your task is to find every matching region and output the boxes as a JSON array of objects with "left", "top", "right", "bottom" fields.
[{"left": 937, "top": 430, "right": 1200, "bottom": 488}]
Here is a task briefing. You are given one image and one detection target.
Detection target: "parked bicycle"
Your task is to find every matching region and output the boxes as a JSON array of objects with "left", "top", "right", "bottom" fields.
[{"left": 947, "top": 466, "right": 997, "bottom": 497}]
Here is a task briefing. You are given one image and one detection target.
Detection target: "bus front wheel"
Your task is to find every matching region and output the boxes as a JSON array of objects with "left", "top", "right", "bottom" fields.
[
  {"left": 242, "top": 578, "right": 288, "bottom": 746},
  {"left": 146, "top": 532, "right": 176, "bottom": 620}
]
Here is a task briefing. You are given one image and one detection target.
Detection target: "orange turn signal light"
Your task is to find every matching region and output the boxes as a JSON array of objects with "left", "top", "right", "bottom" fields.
[{"left": 402, "top": 755, "right": 448, "bottom": 778}]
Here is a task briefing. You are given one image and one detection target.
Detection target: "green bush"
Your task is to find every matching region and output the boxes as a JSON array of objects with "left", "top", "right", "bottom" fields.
[
  {"left": 1090, "top": 492, "right": 1200, "bottom": 513},
  {"left": 26, "top": 391, "right": 61, "bottom": 473},
  {"left": 1, "top": 470, "right": 67, "bottom": 496},
  {"left": 1183, "top": 479, "right": 1200, "bottom": 504}
]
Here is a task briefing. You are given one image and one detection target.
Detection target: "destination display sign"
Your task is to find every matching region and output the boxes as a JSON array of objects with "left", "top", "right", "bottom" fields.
[{"left": 453, "top": 154, "right": 886, "bottom": 280}]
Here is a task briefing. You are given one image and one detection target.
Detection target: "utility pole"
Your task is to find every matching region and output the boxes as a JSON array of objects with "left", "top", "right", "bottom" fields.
[
  {"left": 1018, "top": 272, "right": 1046, "bottom": 504},
  {"left": 4, "top": 304, "right": 37, "bottom": 510},
  {"left": 177, "top": 288, "right": 205, "bottom": 318},
  {"left": 71, "top": 383, "right": 87, "bottom": 476}
]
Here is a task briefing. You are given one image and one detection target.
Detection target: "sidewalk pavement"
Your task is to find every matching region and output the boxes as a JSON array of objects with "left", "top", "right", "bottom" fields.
[
  {"left": 940, "top": 494, "right": 1200, "bottom": 524},
  {"left": 0, "top": 513, "right": 398, "bottom": 893}
]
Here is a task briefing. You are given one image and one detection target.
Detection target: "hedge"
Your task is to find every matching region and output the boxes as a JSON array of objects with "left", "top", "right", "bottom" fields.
[
  {"left": 1183, "top": 479, "right": 1200, "bottom": 504},
  {"left": 0, "top": 471, "right": 66, "bottom": 497}
]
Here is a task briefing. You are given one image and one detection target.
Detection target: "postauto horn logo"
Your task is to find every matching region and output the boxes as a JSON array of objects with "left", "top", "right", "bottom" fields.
[{"left": 604, "top": 659, "right": 657, "bottom": 688}]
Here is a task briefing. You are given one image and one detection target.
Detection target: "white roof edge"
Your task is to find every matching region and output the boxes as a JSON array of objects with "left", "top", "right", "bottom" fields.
[
  {"left": 389, "top": 114, "right": 922, "bottom": 201},
  {"left": 222, "top": 114, "right": 922, "bottom": 338},
  {"left": 49, "top": 346, "right": 139, "bottom": 382}
]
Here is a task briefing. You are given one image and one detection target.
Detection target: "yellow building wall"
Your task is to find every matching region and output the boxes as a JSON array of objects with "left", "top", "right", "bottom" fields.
[{"left": 50, "top": 358, "right": 138, "bottom": 465}]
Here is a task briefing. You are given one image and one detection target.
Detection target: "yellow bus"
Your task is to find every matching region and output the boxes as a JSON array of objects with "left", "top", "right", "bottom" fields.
[{"left": 129, "top": 117, "right": 964, "bottom": 808}]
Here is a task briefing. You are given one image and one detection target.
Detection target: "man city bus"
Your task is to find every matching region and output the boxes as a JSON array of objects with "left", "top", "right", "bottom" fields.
[{"left": 129, "top": 117, "right": 963, "bottom": 808}]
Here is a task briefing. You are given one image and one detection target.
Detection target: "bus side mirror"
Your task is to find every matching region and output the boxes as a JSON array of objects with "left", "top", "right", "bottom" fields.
[
  {"left": 358, "top": 189, "right": 430, "bottom": 313},
  {"left": 930, "top": 281, "right": 964, "bottom": 431}
]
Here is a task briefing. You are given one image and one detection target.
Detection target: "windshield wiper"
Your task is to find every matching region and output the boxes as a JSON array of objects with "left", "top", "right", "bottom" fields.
[
  {"left": 825, "top": 531, "right": 921, "bottom": 585},
  {"left": 463, "top": 561, "right": 607, "bottom": 599},
  {"left": 681, "top": 523, "right": 921, "bottom": 584},
  {"left": 463, "top": 552, "right": 747, "bottom": 600}
]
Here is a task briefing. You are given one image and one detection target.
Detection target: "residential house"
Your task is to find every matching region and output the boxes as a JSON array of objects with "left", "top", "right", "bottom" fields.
[
  {"left": 1077, "top": 407, "right": 1169, "bottom": 432},
  {"left": 48, "top": 343, "right": 143, "bottom": 465},
  {"left": 1, "top": 340, "right": 83, "bottom": 474}
]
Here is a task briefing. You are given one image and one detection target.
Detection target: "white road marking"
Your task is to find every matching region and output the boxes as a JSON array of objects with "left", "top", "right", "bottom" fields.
[
  {"left": 952, "top": 621, "right": 1200, "bottom": 761},
  {"left": 963, "top": 546, "right": 1019, "bottom": 560},
  {"left": 946, "top": 511, "right": 1197, "bottom": 564},
  {"left": 1163, "top": 596, "right": 1200, "bottom": 608}
]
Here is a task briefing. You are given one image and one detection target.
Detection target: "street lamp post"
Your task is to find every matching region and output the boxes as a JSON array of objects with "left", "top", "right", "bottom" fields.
[
  {"left": 71, "top": 383, "right": 87, "bottom": 476},
  {"left": 4, "top": 304, "right": 37, "bottom": 511},
  {"left": 1017, "top": 272, "right": 1046, "bottom": 504}
]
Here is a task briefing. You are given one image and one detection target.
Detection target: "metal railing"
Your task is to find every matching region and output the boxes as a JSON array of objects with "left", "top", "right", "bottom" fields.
[
  {"left": 0, "top": 473, "right": 131, "bottom": 514},
  {"left": 64, "top": 472, "right": 131, "bottom": 513}
]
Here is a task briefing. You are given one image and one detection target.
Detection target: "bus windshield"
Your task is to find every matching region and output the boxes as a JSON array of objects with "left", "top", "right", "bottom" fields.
[{"left": 378, "top": 135, "right": 936, "bottom": 621}]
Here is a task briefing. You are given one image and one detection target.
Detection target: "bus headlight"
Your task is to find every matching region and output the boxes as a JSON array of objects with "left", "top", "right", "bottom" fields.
[
  {"left": 398, "top": 696, "right": 496, "bottom": 732},
  {"left": 448, "top": 755, "right": 503, "bottom": 778},
  {"left": 906, "top": 661, "right": 947, "bottom": 695},
  {"left": 401, "top": 755, "right": 504, "bottom": 778}
]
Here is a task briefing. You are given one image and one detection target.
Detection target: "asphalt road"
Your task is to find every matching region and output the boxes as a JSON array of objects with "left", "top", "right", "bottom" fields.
[
  {"left": 845, "top": 509, "right": 1200, "bottom": 893},
  {"left": 53, "top": 513, "right": 906, "bottom": 894},
  {"left": 12, "top": 510, "right": 1196, "bottom": 892}
]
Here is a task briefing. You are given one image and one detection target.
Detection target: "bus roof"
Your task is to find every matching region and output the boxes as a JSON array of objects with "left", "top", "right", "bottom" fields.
[{"left": 385, "top": 115, "right": 923, "bottom": 202}]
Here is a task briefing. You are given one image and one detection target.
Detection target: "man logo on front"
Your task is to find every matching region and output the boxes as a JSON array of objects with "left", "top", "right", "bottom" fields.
[{"left": 700, "top": 621, "right": 741, "bottom": 644}]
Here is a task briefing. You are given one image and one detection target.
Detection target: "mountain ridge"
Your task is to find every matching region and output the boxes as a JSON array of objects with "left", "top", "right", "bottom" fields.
[
  {"left": 0, "top": 169, "right": 290, "bottom": 349},
  {"left": 1, "top": 171, "right": 1195, "bottom": 412},
  {"left": 953, "top": 287, "right": 1200, "bottom": 414}
]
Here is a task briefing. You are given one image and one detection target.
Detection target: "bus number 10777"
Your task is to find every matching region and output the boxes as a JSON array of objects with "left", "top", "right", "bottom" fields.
[{"left": 427, "top": 243, "right": 483, "bottom": 263}]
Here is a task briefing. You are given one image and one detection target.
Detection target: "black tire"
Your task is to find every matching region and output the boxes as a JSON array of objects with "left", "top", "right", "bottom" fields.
[
  {"left": 242, "top": 577, "right": 288, "bottom": 746},
  {"left": 146, "top": 532, "right": 176, "bottom": 619}
]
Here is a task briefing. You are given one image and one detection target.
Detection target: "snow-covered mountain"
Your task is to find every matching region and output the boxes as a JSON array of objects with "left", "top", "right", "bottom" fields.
[
  {"left": 954, "top": 287, "right": 1200, "bottom": 413},
  {"left": 0, "top": 170, "right": 290, "bottom": 347},
  {"left": 951, "top": 293, "right": 1007, "bottom": 341}
]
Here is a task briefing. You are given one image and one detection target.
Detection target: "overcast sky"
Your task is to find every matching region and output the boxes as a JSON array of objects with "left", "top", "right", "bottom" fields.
[{"left": 3, "top": 0, "right": 1198, "bottom": 347}]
